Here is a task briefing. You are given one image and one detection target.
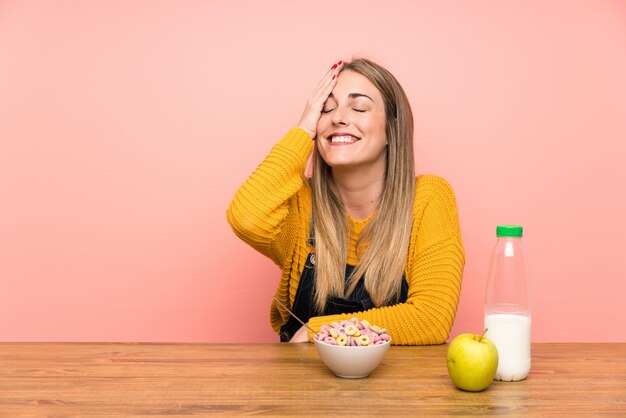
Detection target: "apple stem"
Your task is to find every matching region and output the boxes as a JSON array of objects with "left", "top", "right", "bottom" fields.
[{"left": 480, "top": 328, "right": 488, "bottom": 342}]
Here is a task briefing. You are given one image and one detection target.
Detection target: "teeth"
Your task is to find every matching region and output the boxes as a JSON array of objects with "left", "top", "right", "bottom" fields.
[{"left": 330, "top": 135, "right": 357, "bottom": 143}]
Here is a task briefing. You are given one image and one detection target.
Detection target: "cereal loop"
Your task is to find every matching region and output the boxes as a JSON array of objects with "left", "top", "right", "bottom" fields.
[
  {"left": 344, "top": 324, "right": 357, "bottom": 336},
  {"left": 323, "top": 336, "right": 337, "bottom": 345}
]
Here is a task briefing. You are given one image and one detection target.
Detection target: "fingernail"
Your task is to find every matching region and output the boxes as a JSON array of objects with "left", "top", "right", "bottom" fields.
[
  {"left": 331, "top": 64, "right": 337, "bottom": 70},
  {"left": 338, "top": 60, "right": 343, "bottom": 65},
  {"left": 332, "top": 74, "right": 336, "bottom": 80}
]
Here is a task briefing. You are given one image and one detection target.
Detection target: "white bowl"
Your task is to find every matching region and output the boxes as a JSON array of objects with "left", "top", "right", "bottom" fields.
[{"left": 313, "top": 338, "right": 391, "bottom": 378}]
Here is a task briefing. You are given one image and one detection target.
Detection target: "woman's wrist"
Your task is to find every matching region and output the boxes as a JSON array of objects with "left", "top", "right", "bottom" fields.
[{"left": 296, "top": 125, "right": 315, "bottom": 139}]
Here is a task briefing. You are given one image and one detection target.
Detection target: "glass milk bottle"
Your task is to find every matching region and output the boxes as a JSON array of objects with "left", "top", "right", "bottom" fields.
[{"left": 484, "top": 225, "right": 531, "bottom": 381}]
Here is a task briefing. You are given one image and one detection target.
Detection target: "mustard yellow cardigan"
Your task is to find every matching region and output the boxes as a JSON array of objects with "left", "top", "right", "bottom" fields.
[{"left": 227, "top": 128, "right": 465, "bottom": 345}]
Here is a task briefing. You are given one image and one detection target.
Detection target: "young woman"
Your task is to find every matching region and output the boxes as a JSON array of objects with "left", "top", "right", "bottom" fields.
[{"left": 227, "top": 58, "right": 464, "bottom": 344}]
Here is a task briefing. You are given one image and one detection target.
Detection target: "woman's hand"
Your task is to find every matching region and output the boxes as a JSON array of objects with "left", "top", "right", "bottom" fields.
[
  {"left": 297, "top": 59, "right": 343, "bottom": 139},
  {"left": 289, "top": 324, "right": 311, "bottom": 343}
]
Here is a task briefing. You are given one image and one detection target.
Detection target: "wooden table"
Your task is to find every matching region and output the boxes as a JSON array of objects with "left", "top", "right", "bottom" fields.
[{"left": 1, "top": 343, "right": 625, "bottom": 416}]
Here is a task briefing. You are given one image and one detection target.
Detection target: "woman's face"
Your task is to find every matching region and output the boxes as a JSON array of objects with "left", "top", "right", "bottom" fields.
[{"left": 316, "top": 70, "right": 387, "bottom": 171}]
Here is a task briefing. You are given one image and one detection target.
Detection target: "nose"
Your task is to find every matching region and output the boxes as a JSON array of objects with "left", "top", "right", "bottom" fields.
[{"left": 331, "top": 106, "right": 349, "bottom": 126}]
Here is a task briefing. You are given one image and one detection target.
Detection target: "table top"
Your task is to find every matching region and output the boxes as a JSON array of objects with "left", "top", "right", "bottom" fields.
[{"left": 1, "top": 342, "right": 625, "bottom": 416}]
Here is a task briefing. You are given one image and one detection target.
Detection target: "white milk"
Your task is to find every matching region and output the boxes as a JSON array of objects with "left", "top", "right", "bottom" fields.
[{"left": 484, "top": 313, "right": 531, "bottom": 381}]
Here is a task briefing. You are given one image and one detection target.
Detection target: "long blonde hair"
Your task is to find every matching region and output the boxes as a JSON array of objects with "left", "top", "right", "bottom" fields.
[{"left": 311, "top": 58, "right": 416, "bottom": 312}]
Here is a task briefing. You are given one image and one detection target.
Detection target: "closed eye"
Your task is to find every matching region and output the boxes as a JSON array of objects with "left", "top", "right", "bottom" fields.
[
  {"left": 321, "top": 108, "right": 335, "bottom": 114},
  {"left": 353, "top": 108, "right": 366, "bottom": 113}
]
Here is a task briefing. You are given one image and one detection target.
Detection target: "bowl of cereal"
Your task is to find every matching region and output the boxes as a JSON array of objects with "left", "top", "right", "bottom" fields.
[{"left": 313, "top": 318, "right": 391, "bottom": 378}]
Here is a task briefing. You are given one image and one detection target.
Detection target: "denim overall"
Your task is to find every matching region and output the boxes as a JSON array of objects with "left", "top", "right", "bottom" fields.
[{"left": 279, "top": 219, "right": 408, "bottom": 342}]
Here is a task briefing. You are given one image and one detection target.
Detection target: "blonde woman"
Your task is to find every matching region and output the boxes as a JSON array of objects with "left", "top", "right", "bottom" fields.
[{"left": 227, "top": 58, "right": 465, "bottom": 345}]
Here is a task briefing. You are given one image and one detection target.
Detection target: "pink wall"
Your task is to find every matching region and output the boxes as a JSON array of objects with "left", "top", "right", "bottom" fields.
[{"left": 1, "top": 1, "right": 625, "bottom": 343}]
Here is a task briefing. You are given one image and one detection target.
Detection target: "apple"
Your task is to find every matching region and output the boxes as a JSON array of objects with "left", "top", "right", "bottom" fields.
[{"left": 447, "top": 329, "right": 498, "bottom": 392}]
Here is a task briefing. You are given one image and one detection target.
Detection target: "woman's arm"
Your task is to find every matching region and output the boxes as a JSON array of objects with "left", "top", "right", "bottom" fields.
[{"left": 227, "top": 60, "right": 344, "bottom": 266}]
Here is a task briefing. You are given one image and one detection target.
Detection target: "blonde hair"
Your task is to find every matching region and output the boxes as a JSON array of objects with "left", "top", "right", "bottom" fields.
[{"left": 311, "top": 58, "right": 416, "bottom": 312}]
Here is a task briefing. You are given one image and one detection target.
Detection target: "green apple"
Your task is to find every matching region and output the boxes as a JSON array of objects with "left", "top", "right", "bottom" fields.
[{"left": 447, "top": 330, "right": 498, "bottom": 392}]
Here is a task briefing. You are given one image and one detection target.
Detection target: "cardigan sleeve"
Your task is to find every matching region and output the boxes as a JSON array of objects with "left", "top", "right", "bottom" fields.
[
  {"left": 226, "top": 128, "right": 313, "bottom": 267},
  {"left": 307, "top": 175, "right": 465, "bottom": 345}
]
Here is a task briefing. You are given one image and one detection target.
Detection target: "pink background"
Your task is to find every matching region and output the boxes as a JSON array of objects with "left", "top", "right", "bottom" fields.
[{"left": 1, "top": 1, "right": 625, "bottom": 343}]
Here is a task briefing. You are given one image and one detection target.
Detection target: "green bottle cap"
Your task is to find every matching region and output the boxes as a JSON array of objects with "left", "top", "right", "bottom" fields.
[{"left": 496, "top": 225, "right": 523, "bottom": 237}]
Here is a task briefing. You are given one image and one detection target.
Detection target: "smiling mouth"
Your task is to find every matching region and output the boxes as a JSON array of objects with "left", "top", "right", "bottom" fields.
[{"left": 328, "top": 134, "right": 360, "bottom": 144}]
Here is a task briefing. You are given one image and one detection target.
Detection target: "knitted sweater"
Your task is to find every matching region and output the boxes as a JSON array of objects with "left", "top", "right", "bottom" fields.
[{"left": 226, "top": 128, "right": 465, "bottom": 345}]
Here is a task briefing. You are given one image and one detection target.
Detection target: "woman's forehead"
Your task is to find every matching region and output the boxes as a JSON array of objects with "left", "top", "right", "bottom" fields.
[{"left": 332, "top": 70, "right": 382, "bottom": 101}]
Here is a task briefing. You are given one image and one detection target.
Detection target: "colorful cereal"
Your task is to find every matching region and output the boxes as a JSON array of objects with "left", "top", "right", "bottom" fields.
[{"left": 314, "top": 318, "right": 390, "bottom": 346}]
